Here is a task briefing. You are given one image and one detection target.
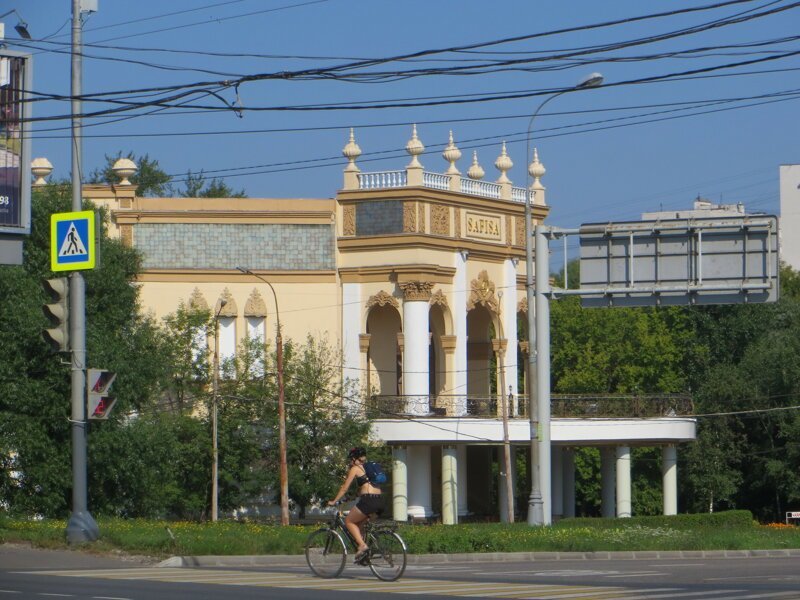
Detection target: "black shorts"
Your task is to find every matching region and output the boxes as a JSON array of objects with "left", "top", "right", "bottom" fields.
[{"left": 355, "top": 494, "right": 384, "bottom": 517}]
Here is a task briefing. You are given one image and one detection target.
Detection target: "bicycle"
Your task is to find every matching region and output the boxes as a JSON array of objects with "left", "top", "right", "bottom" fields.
[{"left": 305, "top": 503, "right": 407, "bottom": 581}]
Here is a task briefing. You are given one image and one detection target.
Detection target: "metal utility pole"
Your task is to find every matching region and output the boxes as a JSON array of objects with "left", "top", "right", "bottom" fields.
[
  {"left": 211, "top": 299, "right": 227, "bottom": 522},
  {"left": 524, "top": 73, "right": 604, "bottom": 526},
  {"left": 65, "top": 0, "right": 97, "bottom": 544},
  {"left": 237, "top": 267, "right": 289, "bottom": 525}
]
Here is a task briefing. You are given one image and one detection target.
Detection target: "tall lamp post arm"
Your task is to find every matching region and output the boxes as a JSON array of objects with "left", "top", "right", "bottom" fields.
[
  {"left": 524, "top": 74, "right": 603, "bottom": 527},
  {"left": 237, "top": 266, "right": 289, "bottom": 526}
]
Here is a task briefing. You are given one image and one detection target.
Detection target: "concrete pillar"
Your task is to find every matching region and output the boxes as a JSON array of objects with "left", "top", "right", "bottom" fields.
[
  {"left": 498, "top": 447, "right": 517, "bottom": 523},
  {"left": 392, "top": 446, "right": 408, "bottom": 522},
  {"left": 442, "top": 445, "right": 458, "bottom": 525},
  {"left": 600, "top": 447, "right": 616, "bottom": 519},
  {"left": 616, "top": 445, "right": 632, "bottom": 518},
  {"left": 342, "top": 283, "right": 362, "bottom": 411},
  {"left": 457, "top": 445, "right": 468, "bottom": 516},
  {"left": 453, "top": 252, "right": 468, "bottom": 416},
  {"left": 551, "top": 446, "right": 564, "bottom": 520},
  {"left": 400, "top": 281, "right": 433, "bottom": 415},
  {"left": 662, "top": 445, "right": 678, "bottom": 516},
  {"left": 407, "top": 445, "right": 432, "bottom": 518},
  {"left": 563, "top": 448, "right": 576, "bottom": 519}
]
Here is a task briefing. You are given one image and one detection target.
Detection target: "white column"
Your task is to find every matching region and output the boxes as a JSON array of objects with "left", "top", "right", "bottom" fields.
[
  {"left": 442, "top": 446, "right": 458, "bottom": 525},
  {"left": 392, "top": 446, "right": 408, "bottom": 522},
  {"left": 600, "top": 447, "right": 616, "bottom": 519},
  {"left": 342, "top": 282, "right": 362, "bottom": 410},
  {"left": 551, "top": 446, "right": 564, "bottom": 520},
  {"left": 563, "top": 448, "right": 576, "bottom": 519},
  {"left": 401, "top": 281, "right": 432, "bottom": 415},
  {"left": 498, "top": 447, "right": 517, "bottom": 523},
  {"left": 616, "top": 445, "right": 632, "bottom": 518},
  {"left": 502, "top": 258, "right": 518, "bottom": 412},
  {"left": 457, "top": 444, "right": 468, "bottom": 516},
  {"left": 453, "top": 253, "right": 468, "bottom": 415},
  {"left": 662, "top": 445, "right": 678, "bottom": 516},
  {"left": 407, "top": 445, "right": 432, "bottom": 518}
]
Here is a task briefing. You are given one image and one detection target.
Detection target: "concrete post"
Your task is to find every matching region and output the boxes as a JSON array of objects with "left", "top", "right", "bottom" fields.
[
  {"left": 442, "top": 445, "right": 458, "bottom": 525},
  {"left": 392, "top": 446, "right": 408, "bottom": 522},
  {"left": 662, "top": 445, "right": 678, "bottom": 516},
  {"left": 616, "top": 446, "right": 632, "bottom": 518}
]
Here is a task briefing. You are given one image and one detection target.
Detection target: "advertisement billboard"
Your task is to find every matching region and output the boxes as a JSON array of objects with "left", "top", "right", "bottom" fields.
[{"left": 0, "top": 50, "right": 31, "bottom": 234}]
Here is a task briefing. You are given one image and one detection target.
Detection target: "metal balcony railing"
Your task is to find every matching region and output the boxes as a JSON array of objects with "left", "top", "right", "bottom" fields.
[{"left": 365, "top": 394, "right": 693, "bottom": 419}]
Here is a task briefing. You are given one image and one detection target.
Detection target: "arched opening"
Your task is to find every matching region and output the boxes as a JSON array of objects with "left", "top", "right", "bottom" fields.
[
  {"left": 466, "top": 304, "right": 496, "bottom": 414},
  {"left": 429, "top": 304, "right": 447, "bottom": 399},
  {"left": 366, "top": 304, "right": 402, "bottom": 396}
]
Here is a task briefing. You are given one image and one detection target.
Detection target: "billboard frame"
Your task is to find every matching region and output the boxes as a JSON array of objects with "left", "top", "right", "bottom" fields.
[{"left": 0, "top": 49, "right": 32, "bottom": 237}]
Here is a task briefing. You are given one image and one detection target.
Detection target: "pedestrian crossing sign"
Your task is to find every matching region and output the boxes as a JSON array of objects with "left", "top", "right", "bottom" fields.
[{"left": 50, "top": 210, "right": 96, "bottom": 272}]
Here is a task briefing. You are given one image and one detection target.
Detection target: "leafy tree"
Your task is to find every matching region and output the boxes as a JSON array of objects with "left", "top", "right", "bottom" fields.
[
  {"left": 180, "top": 170, "right": 247, "bottom": 198},
  {"left": 87, "top": 152, "right": 173, "bottom": 197},
  {"left": 235, "top": 335, "right": 372, "bottom": 518},
  {"left": 0, "top": 182, "right": 174, "bottom": 516}
]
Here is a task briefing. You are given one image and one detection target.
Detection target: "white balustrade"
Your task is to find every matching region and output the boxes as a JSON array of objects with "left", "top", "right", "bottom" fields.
[
  {"left": 358, "top": 169, "right": 522, "bottom": 203},
  {"left": 358, "top": 170, "right": 407, "bottom": 189},
  {"left": 511, "top": 187, "right": 531, "bottom": 204},
  {"left": 423, "top": 171, "right": 451, "bottom": 191},
  {"left": 460, "top": 178, "right": 501, "bottom": 199}
]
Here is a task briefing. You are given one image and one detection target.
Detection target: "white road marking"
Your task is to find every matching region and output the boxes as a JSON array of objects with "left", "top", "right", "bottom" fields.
[{"left": 605, "top": 572, "right": 665, "bottom": 578}]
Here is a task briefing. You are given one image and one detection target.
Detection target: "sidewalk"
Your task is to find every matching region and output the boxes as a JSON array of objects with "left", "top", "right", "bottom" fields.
[{"left": 161, "top": 548, "right": 800, "bottom": 568}]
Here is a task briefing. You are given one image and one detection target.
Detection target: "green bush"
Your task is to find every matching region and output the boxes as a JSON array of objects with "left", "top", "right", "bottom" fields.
[{"left": 559, "top": 509, "right": 755, "bottom": 530}]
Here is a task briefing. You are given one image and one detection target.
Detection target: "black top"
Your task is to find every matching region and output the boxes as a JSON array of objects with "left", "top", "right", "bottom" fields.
[{"left": 355, "top": 471, "right": 369, "bottom": 487}]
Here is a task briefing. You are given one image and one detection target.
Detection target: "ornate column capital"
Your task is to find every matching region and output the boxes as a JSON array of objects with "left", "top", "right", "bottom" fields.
[
  {"left": 400, "top": 280, "right": 434, "bottom": 302},
  {"left": 359, "top": 333, "right": 371, "bottom": 354}
]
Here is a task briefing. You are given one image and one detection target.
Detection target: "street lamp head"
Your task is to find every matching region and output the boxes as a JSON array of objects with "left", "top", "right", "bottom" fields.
[
  {"left": 14, "top": 21, "right": 31, "bottom": 39},
  {"left": 0, "top": 9, "right": 31, "bottom": 40},
  {"left": 576, "top": 72, "right": 604, "bottom": 89}
]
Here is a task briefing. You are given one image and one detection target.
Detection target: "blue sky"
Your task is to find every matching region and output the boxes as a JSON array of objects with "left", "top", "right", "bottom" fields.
[{"left": 11, "top": 0, "right": 800, "bottom": 238}]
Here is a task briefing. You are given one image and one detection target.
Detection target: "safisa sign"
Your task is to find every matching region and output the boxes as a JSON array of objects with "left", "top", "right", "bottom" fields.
[{"left": 50, "top": 211, "right": 96, "bottom": 272}]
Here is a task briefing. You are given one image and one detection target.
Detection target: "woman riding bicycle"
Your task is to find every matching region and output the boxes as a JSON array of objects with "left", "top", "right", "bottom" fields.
[{"left": 328, "top": 446, "right": 383, "bottom": 563}]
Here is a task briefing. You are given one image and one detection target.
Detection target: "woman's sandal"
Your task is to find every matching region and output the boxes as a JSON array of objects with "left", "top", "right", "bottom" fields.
[{"left": 354, "top": 549, "right": 369, "bottom": 564}]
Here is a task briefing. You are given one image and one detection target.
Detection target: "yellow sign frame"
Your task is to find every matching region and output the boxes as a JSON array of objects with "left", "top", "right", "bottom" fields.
[{"left": 50, "top": 210, "right": 96, "bottom": 272}]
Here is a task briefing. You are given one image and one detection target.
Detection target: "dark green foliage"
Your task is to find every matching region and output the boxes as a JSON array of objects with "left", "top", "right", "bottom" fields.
[
  {"left": 87, "top": 152, "right": 173, "bottom": 197},
  {"left": 0, "top": 183, "right": 174, "bottom": 517},
  {"left": 180, "top": 170, "right": 247, "bottom": 198}
]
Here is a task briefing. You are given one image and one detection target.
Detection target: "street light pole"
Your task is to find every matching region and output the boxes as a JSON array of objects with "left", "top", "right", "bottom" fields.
[
  {"left": 237, "top": 267, "right": 289, "bottom": 526},
  {"left": 525, "top": 73, "right": 603, "bottom": 526},
  {"left": 211, "top": 299, "right": 227, "bottom": 522}
]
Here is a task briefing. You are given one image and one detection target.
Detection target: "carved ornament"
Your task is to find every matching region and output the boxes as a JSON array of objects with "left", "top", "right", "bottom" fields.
[
  {"left": 216, "top": 288, "right": 238, "bottom": 317},
  {"left": 400, "top": 280, "right": 434, "bottom": 302},
  {"left": 244, "top": 288, "right": 268, "bottom": 317},
  {"left": 431, "top": 204, "right": 449, "bottom": 236},
  {"left": 467, "top": 270, "right": 499, "bottom": 313},
  {"left": 366, "top": 290, "right": 399, "bottom": 309},
  {"left": 403, "top": 201, "right": 417, "bottom": 233},
  {"left": 517, "top": 296, "right": 528, "bottom": 314},
  {"left": 343, "top": 205, "right": 356, "bottom": 236},
  {"left": 429, "top": 289, "right": 449, "bottom": 309},
  {"left": 189, "top": 287, "right": 209, "bottom": 312}
]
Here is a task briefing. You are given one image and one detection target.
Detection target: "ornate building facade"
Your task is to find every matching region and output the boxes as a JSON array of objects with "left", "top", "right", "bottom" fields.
[{"left": 34, "top": 126, "right": 695, "bottom": 523}]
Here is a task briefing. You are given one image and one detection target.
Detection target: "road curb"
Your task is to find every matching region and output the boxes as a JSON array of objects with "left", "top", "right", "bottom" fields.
[{"left": 158, "top": 548, "right": 800, "bottom": 568}]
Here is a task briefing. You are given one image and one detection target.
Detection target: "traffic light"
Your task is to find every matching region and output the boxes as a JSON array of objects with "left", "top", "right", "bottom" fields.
[
  {"left": 87, "top": 369, "right": 117, "bottom": 420},
  {"left": 42, "top": 277, "right": 69, "bottom": 352}
]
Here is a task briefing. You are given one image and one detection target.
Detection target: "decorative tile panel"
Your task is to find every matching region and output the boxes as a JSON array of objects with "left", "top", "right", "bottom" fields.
[{"left": 134, "top": 223, "right": 334, "bottom": 270}]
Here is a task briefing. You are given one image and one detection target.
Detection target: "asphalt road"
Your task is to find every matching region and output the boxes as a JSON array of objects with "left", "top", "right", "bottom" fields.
[{"left": 2, "top": 544, "right": 799, "bottom": 600}]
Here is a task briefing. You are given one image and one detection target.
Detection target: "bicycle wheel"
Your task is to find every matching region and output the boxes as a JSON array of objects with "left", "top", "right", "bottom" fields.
[
  {"left": 305, "top": 528, "right": 346, "bottom": 578},
  {"left": 367, "top": 529, "right": 407, "bottom": 581}
]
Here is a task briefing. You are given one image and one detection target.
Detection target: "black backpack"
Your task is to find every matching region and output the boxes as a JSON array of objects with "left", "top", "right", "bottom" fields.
[{"left": 364, "top": 461, "right": 387, "bottom": 484}]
